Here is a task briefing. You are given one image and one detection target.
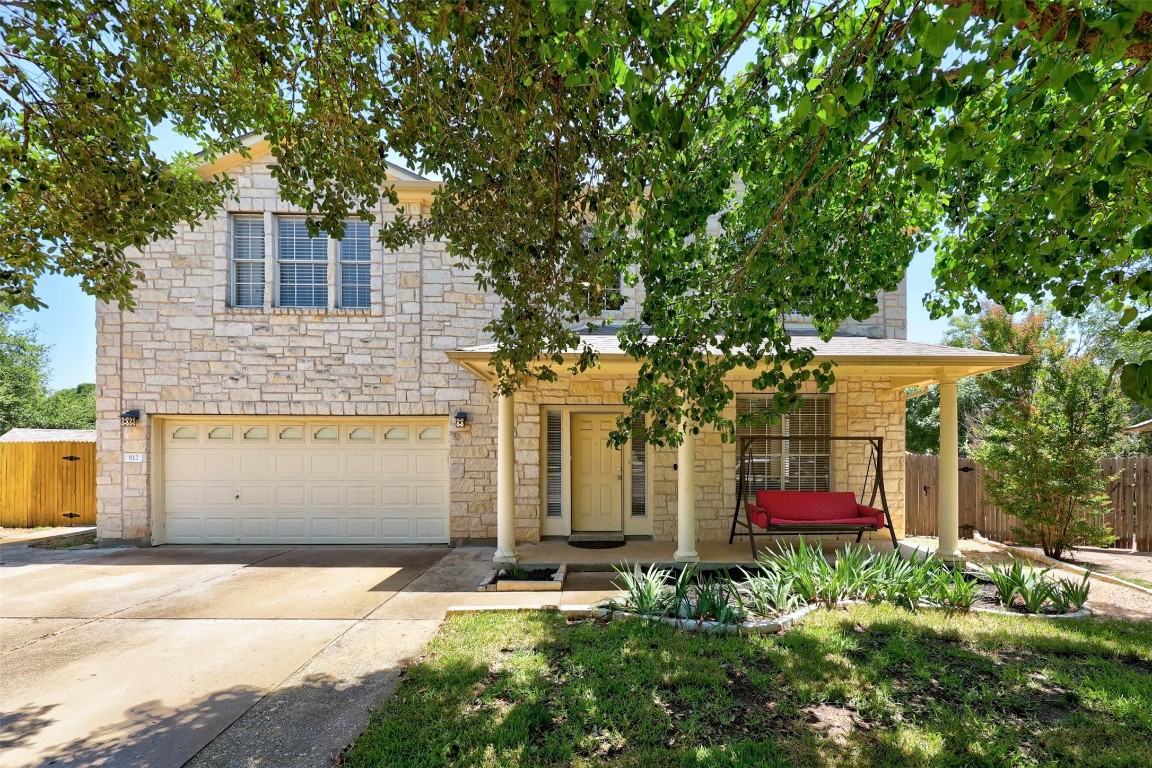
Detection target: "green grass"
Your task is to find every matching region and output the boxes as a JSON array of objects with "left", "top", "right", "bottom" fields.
[
  {"left": 28, "top": 532, "right": 96, "bottom": 550},
  {"left": 343, "top": 606, "right": 1152, "bottom": 768}
]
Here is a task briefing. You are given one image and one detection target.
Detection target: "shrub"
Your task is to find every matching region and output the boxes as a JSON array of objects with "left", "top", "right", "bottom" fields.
[{"left": 973, "top": 355, "right": 1123, "bottom": 559}]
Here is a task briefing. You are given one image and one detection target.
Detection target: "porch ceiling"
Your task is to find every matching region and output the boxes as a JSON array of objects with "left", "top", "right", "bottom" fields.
[{"left": 447, "top": 332, "right": 1029, "bottom": 387}]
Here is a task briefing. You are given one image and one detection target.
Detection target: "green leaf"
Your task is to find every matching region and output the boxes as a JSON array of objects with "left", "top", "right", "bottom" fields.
[
  {"left": 844, "top": 82, "right": 866, "bottom": 106},
  {"left": 1065, "top": 71, "right": 1098, "bottom": 105}
]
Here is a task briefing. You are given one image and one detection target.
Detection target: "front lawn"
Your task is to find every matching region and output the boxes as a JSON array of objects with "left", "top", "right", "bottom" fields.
[{"left": 343, "top": 607, "right": 1152, "bottom": 767}]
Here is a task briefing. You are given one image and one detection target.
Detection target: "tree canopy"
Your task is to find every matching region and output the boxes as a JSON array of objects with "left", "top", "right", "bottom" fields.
[
  {"left": 3, "top": 0, "right": 1151, "bottom": 440},
  {"left": 0, "top": 309, "right": 95, "bottom": 432}
]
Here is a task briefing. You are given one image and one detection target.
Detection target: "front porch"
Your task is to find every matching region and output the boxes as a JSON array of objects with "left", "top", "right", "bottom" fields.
[{"left": 449, "top": 333, "right": 1030, "bottom": 567}]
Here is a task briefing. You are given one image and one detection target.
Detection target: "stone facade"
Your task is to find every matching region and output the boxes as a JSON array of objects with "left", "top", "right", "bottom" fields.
[{"left": 96, "top": 152, "right": 908, "bottom": 546}]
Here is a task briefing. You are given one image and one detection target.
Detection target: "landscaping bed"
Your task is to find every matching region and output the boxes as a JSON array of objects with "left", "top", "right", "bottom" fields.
[
  {"left": 605, "top": 542, "right": 1092, "bottom": 633},
  {"left": 478, "top": 564, "right": 567, "bottom": 592},
  {"left": 341, "top": 607, "right": 1152, "bottom": 767}
]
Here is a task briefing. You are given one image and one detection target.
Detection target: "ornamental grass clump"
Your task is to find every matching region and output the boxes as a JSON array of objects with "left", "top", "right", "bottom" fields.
[
  {"left": 693, "top": 575, "right": 747, "bottom": 625},
  {"left": 612, "top": 563, "right": 672, "bottom": 619},
  {"left": 928, "top": 567, "right": 980, "bottom": 612},
  {"left": 1051, "top": 573, "right": 1092, "bottom": 613},
  {"left": 979, "top": 559, "right": 1090, "bottom": 614},
  {"left": 739, "top": 567, "right": 801, "bottom": 617}
]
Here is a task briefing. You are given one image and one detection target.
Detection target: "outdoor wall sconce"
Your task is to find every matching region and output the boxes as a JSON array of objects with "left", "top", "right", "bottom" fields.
[
  {"left": 454, "top": 411, "right": 469, "bottom": 429},
  {"left": 120, "top": 409, "right": 141, "bottom": 427}
]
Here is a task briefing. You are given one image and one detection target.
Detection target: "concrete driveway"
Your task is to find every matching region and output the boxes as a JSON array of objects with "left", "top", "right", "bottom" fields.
[{"left": 0, "top": 543, "right": 449, "bottom": 768}]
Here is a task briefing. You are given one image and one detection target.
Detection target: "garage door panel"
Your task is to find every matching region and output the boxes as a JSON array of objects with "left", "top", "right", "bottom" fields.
[
  {"left": 379, "top": 486, "right": 412, "bottom": 507},
  {"left": 165, "top": 483, "right": 204, "bottom": 509},
  {"left": 415, "top": 486, "right": 446, "bottom": 507},
  {"left": 275, "top": 486, "right": 307, "bottom": 506},
  {"left": 163, "top": 419, "right": 449, "bottom": 544},
  {"left": 346, "top": 455, "right": 376, "bottom": 475},
  {"left": 311, "top": 518, "right": 345, "bottom": 538},
  {"left": 275, "top": 455, "right": 306, "bottom": 476},
  {"left": 240, "top": 454, "right": 272, "bottom": 475},
  {"left": 276, "top": 518, "right": 308, "bottom": 538},
  {"left": 239, "top": 486, "right": 272, "bottom": 508},
  {"left": 204, "top": 486, "right": 237, "bottom": 506},
  {"left": 381, "top": 519, "right": 412, "bottom": 539},
  {"left": 204, "top": 454, "right": 239, "bottom": 476},
  {"left": 310, "top": 486, "right": 343, "bottom": 507},
  {"left": 346, "top": 519, "right": 377, "bottom": 538},
  {"left": 204, "top": 518, "right": 237, "bottom": 538},
  {"left": 310, "top": 455, "right": 341, "bottom": 475},
  {"left": 346, "top": 486, "right": 378, "bottom": 506},
  {"left": 240, "top": 518, "right": 273, "bottom": 538}
]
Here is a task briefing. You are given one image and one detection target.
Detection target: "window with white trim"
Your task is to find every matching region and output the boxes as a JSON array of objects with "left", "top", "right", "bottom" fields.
[
  {"left": 339, "top": 221, "right": 372, "bottom": 309},
  {"left": 277, "top": 218, "right": 329, "bottom": 308},
  {"left": 231, "top": 216, "right": 265, "bottom": 307},
  {"left": 736, "top": 394, "right": 831, "bottom": 492}
]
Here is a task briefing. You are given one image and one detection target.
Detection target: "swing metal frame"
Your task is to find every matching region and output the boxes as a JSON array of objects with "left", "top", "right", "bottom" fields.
[{"left": 728, "top": 435, "right": 900, "bottom": 559}]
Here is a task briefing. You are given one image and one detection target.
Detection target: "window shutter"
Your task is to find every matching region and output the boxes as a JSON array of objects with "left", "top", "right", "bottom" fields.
[
  {"left": 546, "top": 411, "right": 563, "bottom": 517},
  {"left": 630, "top": 414, "right": 647, "bottom": 517},
  {"left": 231, "top": 216, "right": 265, "bottom": 307},
  {"left": 339, "top": 221, "right": 372, "bottom": 308}
]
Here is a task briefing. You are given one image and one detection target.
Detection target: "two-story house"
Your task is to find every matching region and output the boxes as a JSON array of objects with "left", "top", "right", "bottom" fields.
[{"left": 95, "top": 137, "right": 1027, "bottom": 563}]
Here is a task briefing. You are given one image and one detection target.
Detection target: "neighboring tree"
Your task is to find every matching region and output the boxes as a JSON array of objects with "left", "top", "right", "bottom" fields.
[
  {"left": 905, "top": 377, "right": 984, "bottom": 455},
  {"left": 0, "top": 308, "right": 48, "bottom": 434},
  {"left": 4, "top": 1, "right": 1152, "bottom": 441},
  {"left": 974, "top": 354, "right": 1128, "bottom": 558},
  {"left": 23, "top": 383, "right": 96, "bottom": 430},
  {"left": 906, "top": 304, "right": 1064, "bottom": 454},
  {"left": 0, "top": 308, "right": 94, "bottom": 432}
]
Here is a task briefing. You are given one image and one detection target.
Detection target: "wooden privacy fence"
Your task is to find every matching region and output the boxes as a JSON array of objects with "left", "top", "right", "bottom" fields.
[
  {"left": 0, "top": 440, "right": 97, "bottom": 527},
  {"left": 905, "top": 453, "right": 1152, "bottom": 551}
]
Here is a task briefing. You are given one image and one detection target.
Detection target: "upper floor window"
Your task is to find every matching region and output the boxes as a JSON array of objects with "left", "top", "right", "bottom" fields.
[
  {"left": 277, "top": 218, "right": 329, "bottom": 308},
  {"left": 229, "top": 214, "right": 374, "bottom": 310},
  {"left": 231, "top": 216, "right": 265, "bottom": 307}
]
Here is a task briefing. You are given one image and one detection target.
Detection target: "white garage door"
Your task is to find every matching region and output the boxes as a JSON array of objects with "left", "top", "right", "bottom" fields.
[{"left": 161, "top": 419, "right": 450, "bottom": 544}]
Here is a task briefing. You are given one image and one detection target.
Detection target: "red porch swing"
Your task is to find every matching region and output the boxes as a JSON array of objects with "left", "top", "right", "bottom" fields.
[{"left": 728, "top": 435, "right": 899, "bottom": 559}]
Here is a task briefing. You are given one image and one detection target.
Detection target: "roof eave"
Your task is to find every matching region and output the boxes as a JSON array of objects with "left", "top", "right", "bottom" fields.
[{"left": 445, "top": 350, "right": 1031, "bottom": 385}]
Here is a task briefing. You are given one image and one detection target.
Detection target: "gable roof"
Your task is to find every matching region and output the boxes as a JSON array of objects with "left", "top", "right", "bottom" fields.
[
  {"left": 195, "top": 133, "right": 429, "bottom": 183},
  {"left": 0, "top": 429, "right": 97, "bottom": 443}
]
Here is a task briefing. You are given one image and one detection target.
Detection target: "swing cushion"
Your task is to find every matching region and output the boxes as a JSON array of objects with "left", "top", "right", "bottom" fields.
[{"left": 746, "top": 491, "right": 885, "bottom": 530}]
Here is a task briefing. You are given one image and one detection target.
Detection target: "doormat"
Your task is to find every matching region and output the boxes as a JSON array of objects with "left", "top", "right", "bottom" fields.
[{"left": 568, "top": 540, "right": 626, "bottom": 550}]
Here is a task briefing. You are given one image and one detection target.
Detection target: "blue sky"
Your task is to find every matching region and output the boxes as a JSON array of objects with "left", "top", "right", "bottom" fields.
[{"left": 29, "top": 122, "right": 953, "bottom": 391}]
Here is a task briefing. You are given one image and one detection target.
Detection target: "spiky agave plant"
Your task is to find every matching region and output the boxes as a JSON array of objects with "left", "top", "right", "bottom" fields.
[{"left": 612, "top": 562, "right": 672, "bottom": 618}]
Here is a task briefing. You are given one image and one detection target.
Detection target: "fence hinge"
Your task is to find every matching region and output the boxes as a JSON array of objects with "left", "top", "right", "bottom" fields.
[{"left": 61, "top": 455, "right": 81, "bottom": 462}]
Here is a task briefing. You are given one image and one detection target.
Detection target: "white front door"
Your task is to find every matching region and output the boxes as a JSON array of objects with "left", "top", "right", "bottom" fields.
[
  {"left": 160, "top": 418, "right": 449, "bottom": 544},
  {"left": 570, "top": 413, "right": 623, "bottom": 532}
]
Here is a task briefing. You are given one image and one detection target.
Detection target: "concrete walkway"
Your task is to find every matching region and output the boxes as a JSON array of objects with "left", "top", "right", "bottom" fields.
[{"left": 0, "top": 543, "right": 622, "bottom": 768}]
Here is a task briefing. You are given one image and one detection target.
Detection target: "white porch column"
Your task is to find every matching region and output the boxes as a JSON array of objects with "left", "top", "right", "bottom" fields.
[
  {"left": 494, "top": 391, "right": 518, "bottom": 564},
  {"left": 936, "top": 378, "right": 962, "bottom": 564},
  {"left": 674, "top": 425, "right": 700, "bottom": 563}
]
